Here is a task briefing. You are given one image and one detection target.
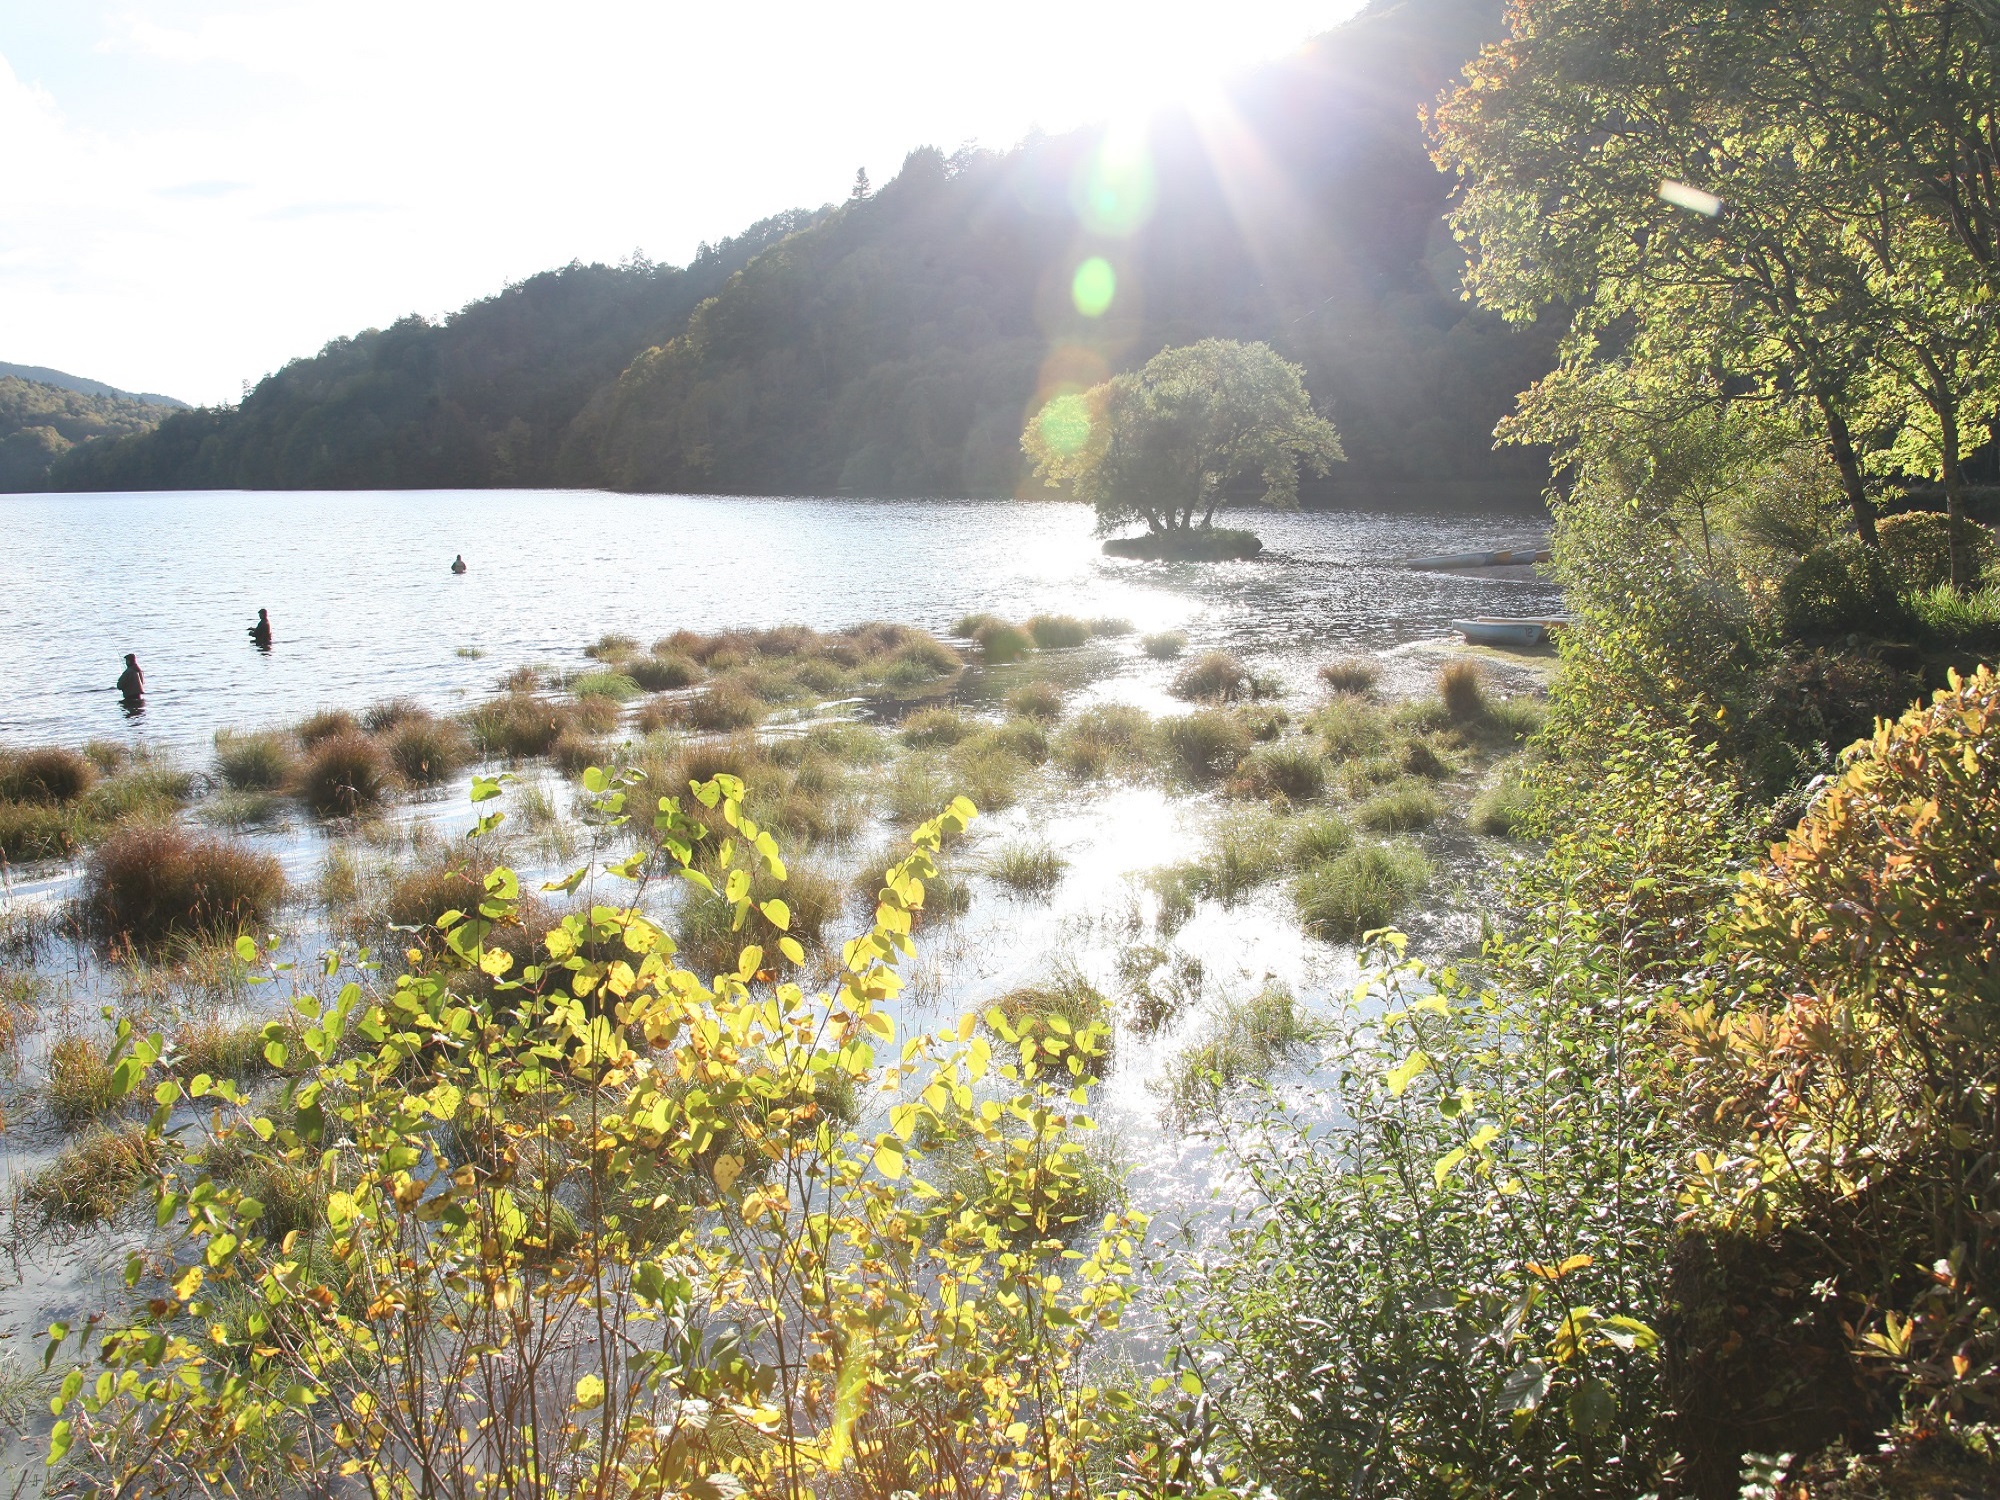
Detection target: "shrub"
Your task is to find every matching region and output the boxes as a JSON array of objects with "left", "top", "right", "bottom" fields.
[
  {"left": 214, "top": 730, "right": 295, "bottom": 791},
  {"left": 987, "top": 840, "right": 1066, "bottom": 896},
  {"left": 1438, "top": 659, "right": 1489, "bottom": 722},
  {"left": 1141, "top": 630, "right": 1188, "bottom": 660},
  {"left": 1054, "top": 705, "right": 1155, "bottom": 779},
  {"left": 1744, "top": 648, "right": 1913, "bottom": 766},
  {"left": 360, "top": 697, "right": 427, "bottom": 733},
  {"left": 1357, "top": 781, "right": 1443, "bottom": 832},
  {"left": 299, "top": 731, "right": 391, "bottom": 815},
  {"left": 1005, "top": 682, "right": 1063, "bottom": 722},
  {"left": 1162, "top": 711, "right": 1252, "bottom": 781},
  {"left": 296, "top": 708, "right": 360, "bottom": 748},
  {"left": 629, "top": 653, "right": 701, "bottom": 691},
  {"left": 0, "top": 746, "right": 95, "bottom": 804},
  {"left": 1318, "top": 657, "right": 1380, "bottom": 694},
  {"left": 900, "top": 707, "right": 971, "bottom": 748},
  {"left": 1025, "top": 614, "right": 1091, "bottom": 649},
  {"left": 1294, "top": 843, "right": 1430, "bottom": 939},
  {"left": 974, "top": 621, "right": 1034, "bottom": 664},
  {"left": 1172, "top": 651, "right": 1250, "bottom": 702},
  {"left": 384, "top": 717, "right": 469, "bottom": 785},
  {"left": 25, "top": 1122, "right": 164, "bottom": 1227},
  {"left": 1282, "top": 809, "right": 1354, "bottom": 868},
  {"left": 1778, "top": 538, "right": 1910, "bottom": 642},
  {"left": 84, "top": 825, "right": 285, "bottom": 944},
  {"left": 1875, "top": 509, "right": 1999, "bottom": 592},
  {"left": 570, "top": 670, "right": 641, "bottom": 703},
  {"left": 1236, "top": 741, "right": 1326, "bottom": 801}
]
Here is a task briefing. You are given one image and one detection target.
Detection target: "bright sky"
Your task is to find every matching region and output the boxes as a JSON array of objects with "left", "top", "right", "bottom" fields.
[{"left": 0, "top": 0, "right": 1358, "bottom": 406}]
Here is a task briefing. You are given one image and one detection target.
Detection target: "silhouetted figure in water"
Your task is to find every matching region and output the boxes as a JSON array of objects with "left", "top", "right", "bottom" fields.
[
  {"left": 249, "top": 608, "right": 272, "bottom": 651},
  {"left": 117, "top": 653, "right": 144, "bottom": 706},
  {"left": 451, "top": 555, "right": 468, "bottom": 574}
]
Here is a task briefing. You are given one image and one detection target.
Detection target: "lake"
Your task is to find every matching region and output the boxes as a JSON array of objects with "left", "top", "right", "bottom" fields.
[{"left": 0, "top": 489, "right": 1560, "bottom": 754}]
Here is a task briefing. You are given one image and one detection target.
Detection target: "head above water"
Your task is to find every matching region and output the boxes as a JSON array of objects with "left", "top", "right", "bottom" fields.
[{"left": 124, "top": 653, "right": 137, "bottom": 667}]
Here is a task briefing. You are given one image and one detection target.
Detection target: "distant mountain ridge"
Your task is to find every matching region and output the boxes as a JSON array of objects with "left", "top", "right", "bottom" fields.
[
  {"left": 0, "top": 362, "right": 186, "bottom": 409},
  {"left": 46, "top": 0, "right": 1554, "bottom": 505}
]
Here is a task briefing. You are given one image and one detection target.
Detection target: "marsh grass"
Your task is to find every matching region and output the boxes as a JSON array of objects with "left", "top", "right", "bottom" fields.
[
  {"left": 585, "top": 632, "right": 639, "bottom": 661},
  {"left": 214, "top": 729, "right": 296, "bottom": 791},
  {"left": 1294, "top": 842, "right": 1431, "bottom": 940},
  {"left": 0, "top": 969, "right": 43, "bottom": 1059},
  {"left": 551, "top": 730, "right": 606, "bottom": 776},
  {"left": 0, "top": 746, "right": 96, "bottom": 803},
  {"left": 1311, "top": 695, "right": 1392, "bottom": 760},
  {"left": 167, "top": 1010, "right": 298, "bottom": 1084},
  {"left": 1357, "top": 781, "right": 1444, "bottom": 832},
  {"left": 0, "top": 800, "right": 81, "bottom": 862},
  {"left": 1141, "top": 631, "right": 1188, "bottom": 661},
  {"left": 1172, "top": 651, "right": 1251, "bottom": 703},
  {"left": 1161, "top": 985, "right": 1318, "bottom": 1124},
  {"left": 974, "top": 622, "right": 1034, "bottom": 664},
  {"left": 570, "top": 670, "right": 642, "bottom": 703},
  {"left": 1205, "top": 807, "right": 1287, "bottom": 905},
  {"left": 629, "top": 653, "right": 701, "bottom": 691},
  {"left": 25, "top": 1122, "right": 166, "bottom": 1228},
  {"left": 360, "top": 697, "right": 427, "bottom": 733},
  {"left": 299, "top": 731, "right": 392, "bottom": 816},
  {"left": 1054, "top": 705, "right": 1156, "bottom": 779},
  {"left": 296, "top": 708, "right": 360, "bottom": 748},
  {"left": 1161, "top": 711, "right": 1252, "bottom": 782},
  {"left": 850, "top": 844, "right": 972, "bottom": 922},
  {"left": 1282, "top": 809, "right": 1355, "bottom": 869},
  {"left": 46, "top": 1030, "right": 120, "bottom": 1126},
  {"left": 986, "top": 973, "right": 1112, "bottom": 1064},
  {"left": 1399, "top": 735, "right": 1456, "bottom": 780},
  {"left": 986, "top": 839, "right": 1067, "bottom": 896},
  {"left": 387, "top": 716, "right": 472, "bottom": 785},
  {"left": 1471, "top": 762, "right": 1536, "bottom": 836},
  {"left": 1117, "top": 943, "right": 1204, "bottom": 1034},
  {"left": 1025, "top": 614, "right": 1091, "bottom": 650},
  {"left": 942, "top": 736, "right": 1032, "bottom": 812},
  {"left": 200, "top": 788, "right": 289, "bottom": 830},
  {"left": 1005, "top": 682, "right": 1064, "bottom": 722},
  {"left": 1235, "top": 741, "right": 1327, "bottom": 802},
  {"left": 1439, "top": 659, "right": 1489, "bottom": 722},
  {"left": 900, "top": 707, "right": 972, "bottom": 748},
  {"left": 1090, "top": 617, "right": 1134, "bottom": 638},
  {"left": 1318, "top": 657, "right": 1381, "bottom": 694},
  {"left": 688, "top": 682, "right": 767, "bottom": 732},
  {"left": 84, "top": 824, "right": 286, "bottom": 945}
]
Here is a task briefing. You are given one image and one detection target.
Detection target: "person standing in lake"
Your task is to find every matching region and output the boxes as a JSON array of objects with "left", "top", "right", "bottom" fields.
[
  {"left": 451, "top": 555, "right": 467, "bottom": 574},
  {"left": 249, "top": 608, "right": 273, "bottom": 651},
  {"left": 116, "top": 653, "right": 144, "bottom": 703}
]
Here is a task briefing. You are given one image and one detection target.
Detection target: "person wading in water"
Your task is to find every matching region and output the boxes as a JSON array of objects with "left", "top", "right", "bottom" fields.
[
  {"left": 249, "top": 608, "right": 273, "bottom": 651},
  {"left": 117, "top": 654, "right": 145, "bottom": 703},
  {"left": 451, "top": 555, "right": 468, "bottom": 574}
]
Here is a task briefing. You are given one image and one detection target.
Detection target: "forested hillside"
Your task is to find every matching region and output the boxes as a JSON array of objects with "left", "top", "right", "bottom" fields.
[
  {"left": 50, "top": 0, "right": 1554, "bottom": 502},
  {"left": 47, "top": 211, "right": 822, "bottom": 493},
  {"left": 0, "top": 377, "right": 175, "bottom": 491}
]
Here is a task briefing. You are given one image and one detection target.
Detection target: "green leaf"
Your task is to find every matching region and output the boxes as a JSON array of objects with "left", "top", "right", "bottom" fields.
[
  {"left": 46, "top": 1419, "right": 71, "bottom": 1466},
  {"left": 1386, "top": 1050, "right": 1429, "bottom": 1097},
  {"left": 234, "top": 934, "right": 257, "bottom": 963}
]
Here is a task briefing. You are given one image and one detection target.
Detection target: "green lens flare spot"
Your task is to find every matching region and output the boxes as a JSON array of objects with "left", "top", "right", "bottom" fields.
[
  {"left": 1038, "top": 394, "right": 1092, "bottom": 456},
  {"left": 1071, "top": 258, "right": 1116, "bottom": 318}
]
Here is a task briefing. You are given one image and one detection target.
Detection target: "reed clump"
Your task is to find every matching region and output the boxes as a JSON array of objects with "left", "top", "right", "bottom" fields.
[
  {"left": 1172, "top": 651, "right": 1251, "bottom": 703},
  {"left": 1318, "top": 657, "right": 1381, "bottom": 694},
  {"left": 1141, "top": 630, "right": 1188, "bottom": 660},
  {"left": 1235, "top": 741, "right": 1327, "bottom": 802},
  {"left": 986, "top": 839, "right": 1067, "bottom": 896},
  {"left": 1357, "top": 781, "right": 1444, "bottom": 832},
  {"left": 1162, "top": 711, "right": 1252, "bottom": 782},
  {"left": 387, "top": 716, "right": 471, "bottom": 785},
  {"left": 1439, "top": 659, "right": 1489, "bottom": 722},
  {"left": 1054, "top": 705, "right": 1156, "bottom": 779},
  {"left": 0, "top": 746, "right": 96, "bottom": 804},
  {"left": 25, "top": 1122, "right": 166, "bottom": 1227},
  {"left": 1025, "top": 614, "right": 1091, "bottom": 650},
  {"left": 83, "top": 825, "right": 286, "bottom": 945},
  {"left": 299, "top": 731, "right": 392, "bottom": 816},
  {"left": 1294, "top": 842, "right": 1431, "bottom": 940},
  {"left": 900, "top": 707, "right": 972, "bottom": 748},
  {"left": 296, "top": 708, "right": 361, "bottom": 748},
  {"left": 214, "top": 730, "right": 296, "bottom": 791}
]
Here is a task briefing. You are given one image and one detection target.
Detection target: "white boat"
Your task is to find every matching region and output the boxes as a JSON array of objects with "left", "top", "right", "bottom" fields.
[{"left": 1451, "top": 616, "right": 1567, "bottom": 647}]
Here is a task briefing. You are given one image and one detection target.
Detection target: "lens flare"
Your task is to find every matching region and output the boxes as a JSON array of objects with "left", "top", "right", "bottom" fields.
[
  {"left": 1037, "top": 392, "right": 1093, "bottom": 456},
  {"left": 1071, "top": 257, "right": 1116, "bottom": 317},
  {"left": 1072, "top": 127, "right": 1156, "bottom": 237}
]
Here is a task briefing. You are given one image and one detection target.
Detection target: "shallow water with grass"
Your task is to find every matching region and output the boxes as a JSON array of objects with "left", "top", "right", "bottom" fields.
[{"left": 0, "top": 491, "right": 1559, "bottom": 1473}]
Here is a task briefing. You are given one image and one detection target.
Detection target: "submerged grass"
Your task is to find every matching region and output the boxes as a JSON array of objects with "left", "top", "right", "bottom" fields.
[{"left": 1161, "top": 986, "right": 1319, "bottom": 1124}]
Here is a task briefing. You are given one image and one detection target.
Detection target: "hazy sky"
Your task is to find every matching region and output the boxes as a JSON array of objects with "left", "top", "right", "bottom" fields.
[{"left": 1, "top": 0, "right": 1359, "bottom": 405}]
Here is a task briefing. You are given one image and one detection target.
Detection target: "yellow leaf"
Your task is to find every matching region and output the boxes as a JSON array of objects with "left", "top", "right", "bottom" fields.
[
  {"left": 1386, "top": 1050, "right": 1429, "bottom": 1097},
  {"left": 573, "top": 1374, "right": 606, "bottom": 1411},
  {"left": 873, "top": 1141, "right": 905, "bottom": 1180},
  {"left": 714, "top": 1154, "right": 743, "bottom": 1195}
]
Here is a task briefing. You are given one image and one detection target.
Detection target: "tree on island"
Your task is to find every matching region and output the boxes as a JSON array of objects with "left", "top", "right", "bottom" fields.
[{"left": 1022, "top": 339, "right": 1343, "bottom": 558}]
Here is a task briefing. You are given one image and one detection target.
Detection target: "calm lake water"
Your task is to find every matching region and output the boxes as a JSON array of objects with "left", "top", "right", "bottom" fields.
[{"left": 0, "top": 490, "right": 1559, "bottom": 753}]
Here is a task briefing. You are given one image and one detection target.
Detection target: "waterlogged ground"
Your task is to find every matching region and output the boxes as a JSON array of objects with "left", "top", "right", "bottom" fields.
[{"left": 0, "top": 493, "right": 1559, "bottom": 1478}]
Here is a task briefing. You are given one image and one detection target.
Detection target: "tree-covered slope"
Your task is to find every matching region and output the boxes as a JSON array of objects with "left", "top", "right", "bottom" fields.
[
  {"left": 51, "top": 0, "right": 1553, "bottom": 502},
  {"left": 49, "top": 211, "right": 820, "bottom": 493},
  {"left": 0, "top": 377, "right": 175, "bottom": 492}
]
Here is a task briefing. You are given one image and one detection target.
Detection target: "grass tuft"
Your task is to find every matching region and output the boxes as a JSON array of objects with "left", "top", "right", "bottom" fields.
[
  {"left": 1090, "top": 617, "right": 1135, "bottom": 638},
  {"left": 986, "top": 839, "right": 1067, "bottom": 896},
  {"left": 1141, "top": 630, "right": 1188, "bottom": 661},
  {"left": 1236, "top": 741, "right": 1327, "bottom": 802},
  {"left": 900, "top": 707, "right": 972, "bottom": 748},
  {"left": 1054, "top": 705, "right": 1155, "bottom": 779},
  {"left": 1357, "top": 780, "right": 1444, "bottom": 832},
  {"left": 296, "top": 708, "right": 360, "bottom": 748},
  {"left": 1005, "top": 682, "right": 1064, "bottom": 722},
  {"left": 387, "top": 717, "right": 471, "bottom": 785},
  {"left": 688, "top": 682, "right": 766, "bottom": 732},
  {"left": 1439, "top": 659, "right": 1490, "bottom": 722},
  {"left": 1161, "top": 986, "right": 1318, "bottom": 1124},
  {"left": 1283, "top": 809, "right": 1355, "bottom": 868},
  {"left": 46, "top": 1031, "right": 121, "bottom": 1126},
  {"left": 0, "top": 746, "right": 96, "bottom": 804},
  {"left": 300, "top": 731, "right": 392, "bottom": 815},
  {"left": 1471, "top": 763, "right": 1536, "bottom": 836},
  {"left": 630, "top": 653, "right": 701, "bottom": 691},
  {"left": 84, "top": 825, "right": 286, "bottom": 945},
  {"left": 1025, "top": 614, "right": 1091, "bottom": 649},
  {"left": 1172, "top": 651, "right": 1251, "bottom": 703},
  {"left": 26, "top": 1122, "right": 166, "bottom": 1227},
  {"left": 1318, "top": 657, "right": 1381, "bottom": 694},
  {"left": 571, "top": 670, "right": 642, "bottom": 703},
  {"left": 361, "top": 697, "right": 428, "bottom": 733},
  {"left": 974, "top": 622, "right": 1034, "bottom": 664},
  {"left": 1294, "top": 843, "right": 1431, "bottom": 940},
  {"left": 214, "top": 730, "right": 295, "bottom": 791},
  {"left": 1162, "top": 711, "right": 1252, "bottom": 781}
]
